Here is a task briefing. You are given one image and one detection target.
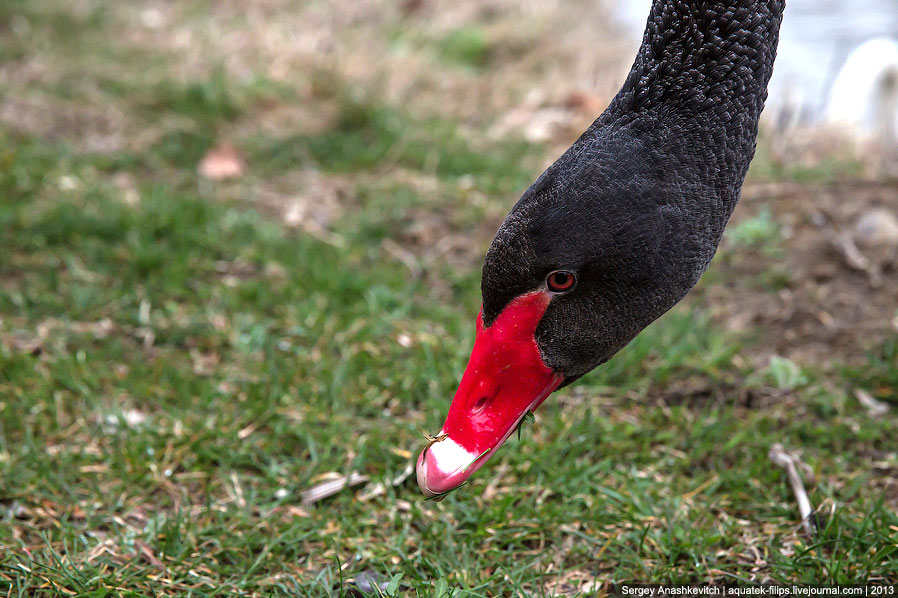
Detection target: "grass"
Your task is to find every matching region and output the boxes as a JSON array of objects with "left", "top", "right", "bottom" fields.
[
  {"left": 436, "top": 27, "right": 493, "bottom": 69},
  {"left": 724, "top": 208, "right": 782, "bottom": 255},
  {"left": 1, "top": 1, "right": 897, "bottom": 596}
]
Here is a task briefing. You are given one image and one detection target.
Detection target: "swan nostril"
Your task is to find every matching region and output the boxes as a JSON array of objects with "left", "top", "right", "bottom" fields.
[{"left": 472, "top": 396, "right": 490, "bottom": 413}]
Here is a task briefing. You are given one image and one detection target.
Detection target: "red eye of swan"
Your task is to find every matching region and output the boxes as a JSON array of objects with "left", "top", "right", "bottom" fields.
[{"left": 546, "top": 270, "right": 576, "bottom": 293}]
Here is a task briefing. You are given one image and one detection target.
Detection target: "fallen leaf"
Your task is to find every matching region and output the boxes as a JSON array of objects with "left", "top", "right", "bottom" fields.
[
  {"left": 562, "top": 89, "right": 605, "bottom": 114},
  {"left": 198, "top": 142, "right": 246, "bottom": 180}
]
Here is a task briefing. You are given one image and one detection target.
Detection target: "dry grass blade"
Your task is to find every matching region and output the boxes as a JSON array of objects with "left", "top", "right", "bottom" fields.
[
  {"left": 301, "top": 472, "right": 369, "bottom": 506},
  {"left": 358, "top": 463, "right": 415, "bottom": 502},
  {"left": 381, "top": 239, "right": 423, "bottom": 278},
  {"left": 769, "top": 443, "right": 817, "bottom": 536}
]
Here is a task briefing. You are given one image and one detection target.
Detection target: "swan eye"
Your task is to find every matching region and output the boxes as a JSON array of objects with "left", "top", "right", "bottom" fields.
[{"left": 546, "top": 270, "right": 576, "bottom": 293}]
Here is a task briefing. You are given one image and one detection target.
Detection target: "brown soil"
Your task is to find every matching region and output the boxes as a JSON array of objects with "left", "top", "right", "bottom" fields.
[{"left": 702, "top": 179, "right": 898, "bottom": 368}]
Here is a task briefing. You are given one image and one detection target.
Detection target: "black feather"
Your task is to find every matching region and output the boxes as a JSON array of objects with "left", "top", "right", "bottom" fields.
[{"left": 481, "top": 0, "right": 785, "bottom": 379}]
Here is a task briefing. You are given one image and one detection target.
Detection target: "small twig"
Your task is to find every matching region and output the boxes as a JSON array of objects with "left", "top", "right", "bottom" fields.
[
  {"left": 832, "top": 233, "right": 882, "bottom": 287},
  {"left": 423, "top": 433, "right": 448, "bottom": 446},
  {"left": 420, "top": 433, "right": 448, "bottom": 460},
  {"left": 769, "top": 443, "right": 817, "bottom": 536},
  {"left": 854, "top": 388, "right": 890, "bottom": 417}
]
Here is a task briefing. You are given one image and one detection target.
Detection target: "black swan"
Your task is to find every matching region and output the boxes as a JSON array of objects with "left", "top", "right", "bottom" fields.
[{"left": 416, "top": 0, "right": 785, "bottom": 498}]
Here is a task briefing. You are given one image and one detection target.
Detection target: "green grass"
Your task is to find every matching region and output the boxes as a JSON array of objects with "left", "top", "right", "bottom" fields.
[
  {"left": 2, "top": 127, "right": 896, "bottom": 595},
  {"left": 243, "top": 93, "right": 538, "bottom": 195},
  {"left": 436, "top": 27, "right": 492, "bottom": 69},
  {"left": 1, "top": 1, "right": 897, "bottom": 596},
  {"left": 844, "top": 337, "right": 898, "bottom": 405},
  {"left": 724, "top": 208, "right": 782, "bottom": 255}
]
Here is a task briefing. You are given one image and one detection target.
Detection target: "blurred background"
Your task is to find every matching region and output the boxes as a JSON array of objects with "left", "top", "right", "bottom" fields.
[{"left": 1, "top": 0, "right": 896, "bottom": 595}]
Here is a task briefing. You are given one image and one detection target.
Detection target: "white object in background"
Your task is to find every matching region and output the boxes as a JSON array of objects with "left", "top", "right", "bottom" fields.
[{"left": 825, "top": 37, "right": 898, "bottom": 146}]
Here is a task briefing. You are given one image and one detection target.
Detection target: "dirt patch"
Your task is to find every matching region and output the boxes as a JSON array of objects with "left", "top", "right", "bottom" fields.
[
  {"left": 704, "top": 179, "right": 898, "bottom": 368},
  {"left": 0, "top": 94, "right": 128, "bottom": 152}
]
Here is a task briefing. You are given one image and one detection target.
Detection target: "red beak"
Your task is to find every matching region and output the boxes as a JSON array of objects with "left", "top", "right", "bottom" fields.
[{"left": 416, "top": 291, "right": 564, "bottom": 498}]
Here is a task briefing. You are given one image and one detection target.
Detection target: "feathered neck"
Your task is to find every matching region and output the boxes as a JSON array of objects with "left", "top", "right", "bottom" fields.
[{"left": 596, "top": 0, "right": 785, "bottom": 193}]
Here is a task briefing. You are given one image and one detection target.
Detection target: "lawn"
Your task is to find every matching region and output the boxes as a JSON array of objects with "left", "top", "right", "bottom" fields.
[{"left": 1, "top": 1, "right": 896, "bottom": 596}]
